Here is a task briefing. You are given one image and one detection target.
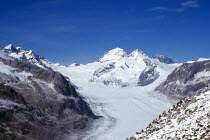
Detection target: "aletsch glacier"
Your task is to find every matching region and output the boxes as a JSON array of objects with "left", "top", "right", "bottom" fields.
[{"left": 0, "top": 44, "right": 209, "bottom": 139}]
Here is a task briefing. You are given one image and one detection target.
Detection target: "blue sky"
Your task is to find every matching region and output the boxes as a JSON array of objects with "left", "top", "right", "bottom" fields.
[{"left": 0, "top": 0, "right": 209, "bottom": 64}]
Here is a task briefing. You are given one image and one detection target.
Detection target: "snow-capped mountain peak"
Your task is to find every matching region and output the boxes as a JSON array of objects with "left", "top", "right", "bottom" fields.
[
  {"left": 129, "top": 49, "right": 148, "bottom": 59},
  {"left": 2, "top": 44, "right": 43, "bottom": 61},
  {"left": 108, "top": 47, "right": 125, "bottom": 53},
  {"left": 1, "top": 44, "right": 52, "bottom": 69},
  {"left": 131, "top": 49, "right": 144, "bottom": 55},
  {"left": 154, "top": 54, "right": 174, "bottom": 64},
  {"left": 99, "top": 47, "right": 128, "bottom": 62},
  {"left": 3, "top": 44, "right": 17, "bottom": 52}
]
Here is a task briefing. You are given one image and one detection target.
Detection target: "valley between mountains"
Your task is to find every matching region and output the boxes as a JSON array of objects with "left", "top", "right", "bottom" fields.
[{"left": 0, "top": 44, "right": 209, "bottom": 140}]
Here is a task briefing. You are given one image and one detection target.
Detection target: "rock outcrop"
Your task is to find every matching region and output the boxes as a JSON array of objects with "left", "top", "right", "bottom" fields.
[
  {"left": 154, "top": 54, "right": 174, "bottom": 64},
  {"left": 156, "top": 60, "right": 210, "bottom": 98},
  {"left": 137, "top": 66, "right": 160, "bottom": 86}
]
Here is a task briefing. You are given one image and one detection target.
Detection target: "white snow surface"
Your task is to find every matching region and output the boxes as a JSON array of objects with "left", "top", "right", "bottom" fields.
[
  {"left": 186, "top": 58, "right": 210, "bottom": 63},
  {"left": 197, "top": 58, "right": 210, "bottom": 62},
  {"left": 52, "top": 61, "right": 178, "bottom": 140}
]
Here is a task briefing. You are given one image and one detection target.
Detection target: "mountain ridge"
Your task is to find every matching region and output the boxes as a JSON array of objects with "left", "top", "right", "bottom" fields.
[{"left": 0, "top": 45, "right": 97, "bottom": 139}]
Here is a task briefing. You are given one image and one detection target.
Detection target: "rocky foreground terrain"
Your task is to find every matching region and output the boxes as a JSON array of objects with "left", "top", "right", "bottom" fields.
[{"left": 128, "top": 90, "right": 210, "bottom": 140}]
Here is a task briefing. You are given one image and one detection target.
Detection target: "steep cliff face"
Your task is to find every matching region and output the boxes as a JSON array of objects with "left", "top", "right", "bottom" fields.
[
  {"left": 137, "top": 66, "right": 160, "bottom": 86},
  {"left": 0, "top": 57, "right": 96, "bottom": 139},
  {"left": 155, "top": 60, "right": 210, "bottom": 98},
  {"left": 0, "top": 83, "right": 54, "bottom": 140},
  {"left": 128, "top": 90, "right": 210, "bottom": 140}
]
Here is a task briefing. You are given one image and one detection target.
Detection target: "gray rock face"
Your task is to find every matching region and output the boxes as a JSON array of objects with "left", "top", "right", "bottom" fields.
[
  {"left": 154, "top": 54, "right": 174, "bottom": 64},
  {"left": 143, "top": 59, "right": 153, "bottom": 66},
  {"left": 90, "top": 63, "right": 116, "bottom": 84},
  {"left": 92, "top": 63, "right": 115, "bottom": 79},
  {"left": 137, "top": 66, "right": 160, "bottom": 86},
  {"left": 156, "top": 60, "right": 210, "bottom": 98},
  {"left": 0, "top": 84, "right": 54, "bottom": 140},
  {"left": 0, "top": 57, "right": 97, "bottom": 139}
]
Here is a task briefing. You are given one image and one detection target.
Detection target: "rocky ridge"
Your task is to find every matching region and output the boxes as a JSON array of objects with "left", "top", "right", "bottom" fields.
[
  {"left": 128, "top": 90, "right": 210, "bottom": 140},
  {"left": 156, "top": 59, "right": 210, "bottom": 98},
  {"left": 0, "top": 47, "right": 97, "bottom": 139}
]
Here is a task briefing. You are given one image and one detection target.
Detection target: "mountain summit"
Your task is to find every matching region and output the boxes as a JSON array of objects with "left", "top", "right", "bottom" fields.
[
  {"left": 3, "top": 44, "right": 44, "bottom": 61},
  {"left": 98, "top": 47, "right": 128, "bottom": 62},
  {"left": 1, "top": 44, "right": 52, "bottom": 69}
]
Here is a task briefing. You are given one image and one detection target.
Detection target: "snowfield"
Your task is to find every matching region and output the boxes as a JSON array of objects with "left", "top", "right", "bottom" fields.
[{"left": 53, "top": 65, "right": 178, "bottom": 140}]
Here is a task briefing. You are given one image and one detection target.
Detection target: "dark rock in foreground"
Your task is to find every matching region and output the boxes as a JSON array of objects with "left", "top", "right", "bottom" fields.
[{"left": 128, "top": 91, "right": 210, "bottom": 139}]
